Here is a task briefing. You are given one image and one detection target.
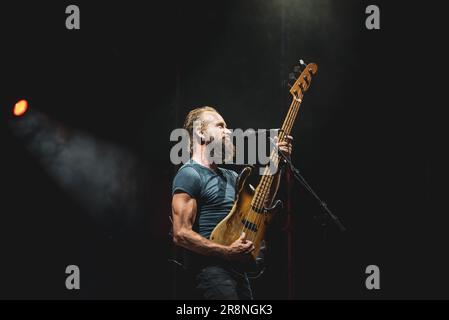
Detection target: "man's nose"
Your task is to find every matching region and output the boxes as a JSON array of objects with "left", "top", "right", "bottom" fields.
[{"left": 225, "top": 128, "right": 232, "bottom": 135}]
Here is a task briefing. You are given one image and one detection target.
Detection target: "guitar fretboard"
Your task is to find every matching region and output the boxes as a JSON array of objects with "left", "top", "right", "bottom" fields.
[{"left": 250, "top": 94, "right": 303, "bottom": 211}]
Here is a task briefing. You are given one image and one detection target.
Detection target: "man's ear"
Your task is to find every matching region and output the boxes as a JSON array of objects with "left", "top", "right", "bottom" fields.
[{"left": 193, "top": 126, "right": 206, "bottom": 144}]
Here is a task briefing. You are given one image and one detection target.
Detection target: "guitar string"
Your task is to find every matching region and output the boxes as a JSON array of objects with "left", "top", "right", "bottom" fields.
[
  {"left": 253, "top": 89, "right": 304, "bottom": 241},
  {"left": 251, "top": 98, "right": 301, "bottom": 242},
  {"left": 243, "top": 98, "right": 297, "bottom": 242},
  {"left": 246, "top": 98, "right": 298, "bottom": 243},
  {"left": 254, "top": 88, "right": 303, "bottom": 210},
  {"left": 236, "top": 66, "right": 314, "bottom": 252},
  {"left": 252, "top": 97, "right": 298, "bottom": 209},
  {"left": 246, "top": 97, "right": 301, "bottom": 244}
]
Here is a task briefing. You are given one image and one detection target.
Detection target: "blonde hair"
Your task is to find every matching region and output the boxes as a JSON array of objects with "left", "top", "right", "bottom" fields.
[{"left": 183, "top": 106, "right": 218, "bottom": 153}]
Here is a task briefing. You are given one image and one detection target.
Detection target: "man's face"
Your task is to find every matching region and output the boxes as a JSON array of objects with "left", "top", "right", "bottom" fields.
[{"left": 199, "top": 111, "right": 234, "bottom": 163}]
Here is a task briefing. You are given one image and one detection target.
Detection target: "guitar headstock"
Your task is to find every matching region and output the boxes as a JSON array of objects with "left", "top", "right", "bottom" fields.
[{"left": 288, "top": 60, "right": 318, "bottom": 100}]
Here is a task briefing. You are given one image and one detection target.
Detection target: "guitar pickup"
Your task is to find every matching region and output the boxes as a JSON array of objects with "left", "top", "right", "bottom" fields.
[{"left": 241, "top": 219, "right": 258, "bottom": 233}]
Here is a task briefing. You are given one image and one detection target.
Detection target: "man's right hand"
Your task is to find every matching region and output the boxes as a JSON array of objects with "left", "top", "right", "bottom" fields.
[{"left": 225, "top": 232, "right": 255, "bottom": 261}]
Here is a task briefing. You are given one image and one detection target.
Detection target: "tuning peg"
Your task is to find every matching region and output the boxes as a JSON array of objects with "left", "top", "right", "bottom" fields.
[{"left": 299, "top": 59, "right": 308, "bottom": 68}]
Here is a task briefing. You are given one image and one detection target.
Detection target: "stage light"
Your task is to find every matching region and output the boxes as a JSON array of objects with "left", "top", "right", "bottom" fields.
[{"left": 13, "top": 99, "right": 29, "bottom": 117}]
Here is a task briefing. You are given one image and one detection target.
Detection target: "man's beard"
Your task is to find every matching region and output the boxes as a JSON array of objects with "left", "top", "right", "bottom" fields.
[{"left": 206, "top": 136, "right": 235, "bottom": 164}]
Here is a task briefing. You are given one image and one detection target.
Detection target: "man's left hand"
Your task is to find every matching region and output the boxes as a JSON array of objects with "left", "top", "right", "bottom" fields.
[{"left": 277, "top": 135, "right": 293, "bottom": 160}]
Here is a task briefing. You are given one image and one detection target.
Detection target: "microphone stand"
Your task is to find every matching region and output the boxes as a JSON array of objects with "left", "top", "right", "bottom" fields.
[{"left": 270, "top": 138, "right": 346, "bottom": 232}]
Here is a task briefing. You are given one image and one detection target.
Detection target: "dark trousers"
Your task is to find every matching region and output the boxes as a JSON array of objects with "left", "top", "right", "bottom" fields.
[{"left": 194, "top": 265, "right": 253, "bottom": 300}]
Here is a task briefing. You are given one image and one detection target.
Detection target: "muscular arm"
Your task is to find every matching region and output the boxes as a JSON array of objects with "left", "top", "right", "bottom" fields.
[{"left": 172, "top": 192, "right": 254, "bottom": 260}]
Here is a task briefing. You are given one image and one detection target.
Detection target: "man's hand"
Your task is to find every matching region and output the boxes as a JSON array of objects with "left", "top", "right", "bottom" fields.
[
  {"left": 263, "top": 135, "right": 293, "bottom": 207},
  {"left": 277, "top": 135, "right": 293, "bottom": 160},
  {"left": 225, "top": 232, "right": 255, "bottom": 261}
]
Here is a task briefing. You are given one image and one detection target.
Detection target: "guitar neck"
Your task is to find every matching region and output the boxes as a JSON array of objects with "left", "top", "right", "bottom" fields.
[
  {"left": 250, "top": 61, "right": 318, "bottom": 211},
  {"left": 251, "top": 97, "right": 303, "bottom": 211}
]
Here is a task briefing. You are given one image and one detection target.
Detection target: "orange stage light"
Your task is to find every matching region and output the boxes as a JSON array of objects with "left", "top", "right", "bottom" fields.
[{"left": 13, "top": 99, "right": 28, "bottom": 117}]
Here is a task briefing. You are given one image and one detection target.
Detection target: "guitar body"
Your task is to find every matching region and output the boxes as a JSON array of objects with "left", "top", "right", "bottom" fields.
[{"left": 210, "top": 166, "right": 281, "bottom": 261}]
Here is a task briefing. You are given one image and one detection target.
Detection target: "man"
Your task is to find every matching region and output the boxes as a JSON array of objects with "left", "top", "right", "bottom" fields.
[{"left": 171, "top": 106, "right": 292, "bottom": 300}]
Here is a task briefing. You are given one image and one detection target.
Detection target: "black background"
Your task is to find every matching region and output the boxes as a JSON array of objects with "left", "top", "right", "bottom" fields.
[{"left": 0, "top": 0, "right": 447, "bottom": 299}]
